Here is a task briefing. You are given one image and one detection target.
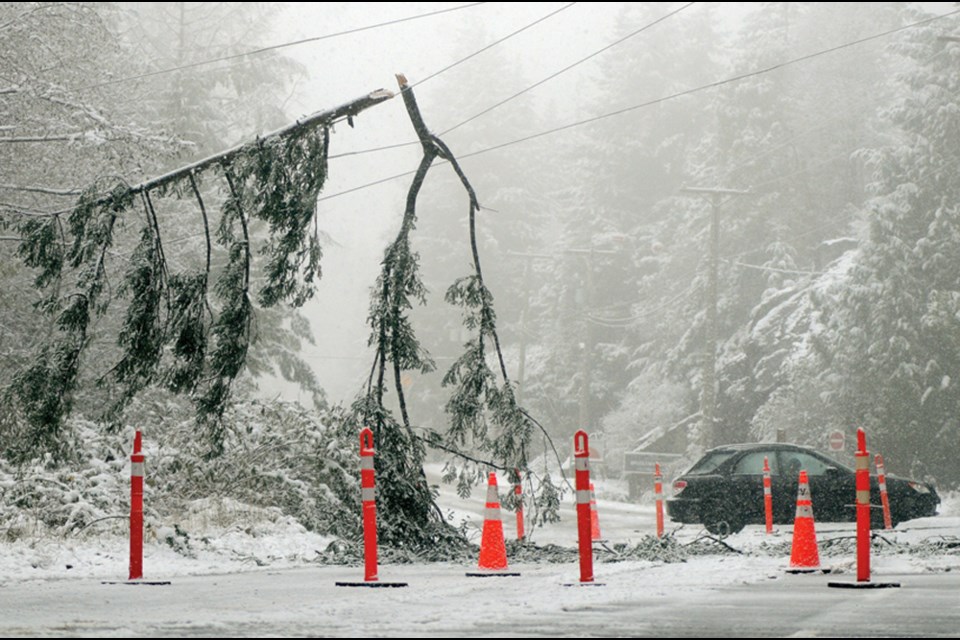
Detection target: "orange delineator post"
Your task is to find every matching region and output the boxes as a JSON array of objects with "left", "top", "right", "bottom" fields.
[
  {"left": 856, "top": 428, "right": 871, "bottom": 582},
  {"left": 763, "top": 456, "right": 773, "bottom": 534},
  {"left": 875, "top": 454, "right": 892, "bottom": 531},
  {"left": 514, "top": 469, "right": 525, "bottom": 541},
  {"left": 360, "top": 428, "right": 378, "bottom": 583},
  {"left": 654, "top": 462, "right": 664, "bottom": 539},
  {"left": 574, "top": 430, "right": 594, "bottom": 583},
  {"left": 334, "top": 428, "right": 406, "bottom": 588},
  {"left": 129, "top": 430, "right": 144, "bottom": 581},
  {"left": 589, "top": 482, "right": 602, "bottom": 541}
]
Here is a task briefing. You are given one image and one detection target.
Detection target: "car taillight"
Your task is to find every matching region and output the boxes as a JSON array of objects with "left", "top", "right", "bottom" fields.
[{"left": 673, "top": 479, "right": 687, "bottom": 495}]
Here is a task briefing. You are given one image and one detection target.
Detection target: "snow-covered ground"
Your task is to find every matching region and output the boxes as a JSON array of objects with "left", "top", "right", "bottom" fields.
[{"left": 2, "top": 467, "right": 959, "bottom": 636}]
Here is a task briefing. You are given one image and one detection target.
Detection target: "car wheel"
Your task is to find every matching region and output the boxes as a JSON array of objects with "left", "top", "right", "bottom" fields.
[{"left": 701, "top": 500, "right": 745, "bottom": 537}]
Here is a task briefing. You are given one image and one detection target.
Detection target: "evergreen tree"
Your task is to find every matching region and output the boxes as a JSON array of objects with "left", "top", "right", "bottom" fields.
[
  {"left": 814, "top": 9, "right": 960, "bottom": 486},
  {"left": 645, "top": 3, "right": 900, "bottom": 448}
]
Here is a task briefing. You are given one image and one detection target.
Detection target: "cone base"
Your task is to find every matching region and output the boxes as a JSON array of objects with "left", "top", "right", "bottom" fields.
[
  {"left": 465, "top": 571, "right": 521, "bottom": 577},
  {"left": 101, "top": 580, "right": 172, "bottom": 586},
  {"left": 561, "top": 582, "right": 606, "bottom": 587},
  {"left": 335, "top": 581, "right": 408, "bottom": 588},
  {"left": 785, "top": 567, "right": 831, "bottom": 574},
  {"left": 827, "top": 580, "right": 901, "bottom": 589}
]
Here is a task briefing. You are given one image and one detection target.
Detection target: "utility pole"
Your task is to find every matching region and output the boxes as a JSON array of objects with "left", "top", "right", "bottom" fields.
[{"left": 681, "top": 186, "right": 751, "bottom": 450}]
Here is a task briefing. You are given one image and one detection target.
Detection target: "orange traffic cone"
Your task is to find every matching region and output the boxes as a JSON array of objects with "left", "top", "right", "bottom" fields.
[
  {"left": 787, "top": 470, "right": 824, "bottom": 573},
  {"left": 466, "top": 472, "right": 520, "bottom": 577},
  {"left": 589, "top": 482, "right": 603, "bottom": 542}
]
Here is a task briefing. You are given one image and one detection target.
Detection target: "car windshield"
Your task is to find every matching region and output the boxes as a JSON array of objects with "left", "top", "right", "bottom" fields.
[{"left": 686, "top": 451, "right": 737, "bottom": 475}]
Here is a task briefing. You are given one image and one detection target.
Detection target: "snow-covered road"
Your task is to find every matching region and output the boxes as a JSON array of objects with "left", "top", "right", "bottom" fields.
[
  {"left": 1, "top": 469, "right": 958, "bottom": 637},
  {"left": 2, "top": 558, "right": 958, "bottom": 637}
]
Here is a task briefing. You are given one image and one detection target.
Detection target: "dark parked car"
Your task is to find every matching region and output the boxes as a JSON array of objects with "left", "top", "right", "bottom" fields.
[{"left": 666, "top": 443, "right": 940, "bottom": 535}]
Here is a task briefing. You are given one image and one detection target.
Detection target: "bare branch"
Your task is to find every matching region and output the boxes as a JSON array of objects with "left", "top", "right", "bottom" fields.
[
  {"left": 0, "top": 183, "right": 81, "bottom": 196},
  {"left": 520, "top": 408, "right": 574, "bottom": 493},
  {"left": 419, "top": 433, "right": 510, "bottom": 472},
  {"left": 0, "top": 3, "right": 67, "bottom": 33},
  {"left": 129, "top": 89, "right": 393, "bottom": 197},
  {"left": 187, "top": 172, "right": 212, "bottom": 281},
  {"left": 0, "top": 134, "right": 78, "bottom": 143}
]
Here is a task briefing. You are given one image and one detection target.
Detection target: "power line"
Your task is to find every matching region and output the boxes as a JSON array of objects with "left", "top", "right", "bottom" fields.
[
  {"left": 441, "top": 2, "right": 695, "bottom": 137},
  {"left": 411, "top": 3, "right": 577, "bottom": 90},
  {"left": 726, "top": 260, "right": 823, "bottom": 277},
  {"left": 461, "top": 8, "right": 960, "bottom": 160},
  {"left": 330, "top": 2, "right": 695, "bottom": 160},
  {"left": 721, "top": 43, "right": 954, "bottom": 192},
  {"left": 585, "top": 286, "right": 694, "bottom": 327},
  {"left": 79, "top": 3, "right": 489, "bottom": 91},
  {"left": 711, "top": 46, "right": 960, "bottom": 263},
  {"left": 320, "top": 8, "right": 960, "bottom": 204}
]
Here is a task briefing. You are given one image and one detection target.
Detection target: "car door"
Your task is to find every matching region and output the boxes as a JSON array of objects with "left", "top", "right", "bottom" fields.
[
  {"left": 777, "top": 450, "right": 855, "bottom": 523},
  {"left": 772, "top": 451, "right": 803, "bottom": 523},
  {"left": 729, "top": 450, "right": 778, "bottom": 525}
]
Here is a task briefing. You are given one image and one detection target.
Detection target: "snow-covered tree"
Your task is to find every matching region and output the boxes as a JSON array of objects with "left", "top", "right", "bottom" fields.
[{"left": 814, "top": 10, "right": 960, "bottom": 486}]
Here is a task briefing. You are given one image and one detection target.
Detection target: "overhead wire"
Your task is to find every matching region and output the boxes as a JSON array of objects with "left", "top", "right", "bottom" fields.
[
  {"left": 409, "top": 2, "right": 577, "bottom": 90},
  {"left": 13, "top": 6, "right": 960, "bottom": 288},
  {"left": 328, "top": 1, "right": 581, "bottom": 160},
  {"left": 565, "top": 25, "right": 960, "bottom": 328},
  {"left": 5, "top": 3, "right": 579, "bottom": 206},
  {"left": 329, "top": 2, "right": 696, "bottom": 159},
  {"left": 319, "top": 8, "right": 960, "bottom": 204},
  {"left": 78, "top": 2, "right": 489, "bottom": 91},
  {"left": 710, "top": 42, "right": 960, "bottom": 266}
]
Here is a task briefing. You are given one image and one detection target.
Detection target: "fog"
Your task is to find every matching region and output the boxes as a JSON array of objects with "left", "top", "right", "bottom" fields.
[{"left": 3, "top": 1, "right": 960, "bottom": 487}]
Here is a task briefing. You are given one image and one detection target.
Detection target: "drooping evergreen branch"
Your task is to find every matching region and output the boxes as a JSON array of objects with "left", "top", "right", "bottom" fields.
[
  {"left": 187, "top": 172, "right": 212, "bottom": 281},
  {"left": 432, "top": 136, "right": 511, "bottom": 383},
  {"left": 5, "top": 89, "right": 393, "bottom": 457},
  {"left": 99, "top": 193, "right": 167, "bottom": 421},
  {"left": 9, "top": 183, "right": 129, "bottom": 451},
  {"left": 196, "top": 166, "right": 255, "bottom": 452},
  {"left": 437, "top": 135, "right": 532, "bottom": 472},
  {"left": 222, "top": 168, "right": 252, "bottom": 309},
  {"left": 245, "top": 127, "right": 330, "bottom": 308},
  {"left": 141, "top": 190, "right": 172, "bottom": 316},
  {"left": 76, "top": 90, "right": 393, "bottom": 209},
  {"left": 351, "top": 74, "right": 478, "bottom": 550}
]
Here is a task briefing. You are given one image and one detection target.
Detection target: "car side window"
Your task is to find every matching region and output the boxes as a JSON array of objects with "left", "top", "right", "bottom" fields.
[
  {"left": 780, "top": 451, "right": 834, "bottom": 477},
  {"left": 732, "top": 451, "right": 778, "bottom": 475}
]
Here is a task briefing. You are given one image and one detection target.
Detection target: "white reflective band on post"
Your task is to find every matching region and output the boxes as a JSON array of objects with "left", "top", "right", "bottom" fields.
[
  {"left": 763, "top": 485, "right": 771, "bottom": 495},
  {"left": 879, "top": 479, "right": 887, "bottom": 490},
  {"left": 795, "top": 503, "right": 814, "bottom": 518},
  {"left": 362, "top": 487, "right": 376, "bottom": 502},
  {"left": 360, "top": 457, "right": 374, "bottom": 470},
  {"left": 485, "top": 507, "right": 501, "bottom": 521},
  {"left": 575, "top": 458, "right": 589, "bottom": 471},
  {"left": 856, "top": 457, "right": 869, "bottom": 470},
  {"left": 131, "top": 462, "right": 145, "bottom": 477},
  {"left": 576, "top": 489, "right": 592, "bottom": 504},
  {"left": 857, "top": 490, "right": 870, "bottom": 504}
]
